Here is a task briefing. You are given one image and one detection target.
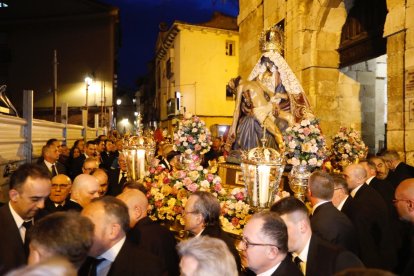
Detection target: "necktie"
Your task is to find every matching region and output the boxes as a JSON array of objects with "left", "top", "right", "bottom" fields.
[
  {"left": 120, "top": 172, "right": 127, "bottom": 185},
  {"left": 51, "top": 164, "right": 57, "bottom": 177},
  {"left": 22, "top": 220, "right": 33, "bottom": 257},
  {"left": 293, "top": 256, "right": 303, "bottom": 273},
  {"left": 88, "top": 257, "right": 106, "bottom": 276}
]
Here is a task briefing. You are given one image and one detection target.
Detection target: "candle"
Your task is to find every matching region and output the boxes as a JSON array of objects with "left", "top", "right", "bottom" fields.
[
  {"left": 258, "top": 165, "right": 270, "bottom": 207},
  {"left": 131, "top": 150, "right": 136, "bottom": 181},
  {"left": 137, "top": 149, "right": 146, "bottom": 179}
]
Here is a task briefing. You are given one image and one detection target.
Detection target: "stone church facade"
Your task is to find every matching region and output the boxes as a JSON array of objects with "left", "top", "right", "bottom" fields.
[{"left": 238, "top": 0, "right": 414, "bottom": 163}]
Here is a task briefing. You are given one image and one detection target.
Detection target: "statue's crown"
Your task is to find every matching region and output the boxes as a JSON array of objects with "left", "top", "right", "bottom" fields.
[{"left": 259, "top": 25, "right": 284, "bottom": 54}]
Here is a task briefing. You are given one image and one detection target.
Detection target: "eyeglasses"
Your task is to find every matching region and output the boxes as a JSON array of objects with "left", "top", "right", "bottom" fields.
[
  {"left": 51, "top": 184, "right": 69, "bottom": 189},
  {"left": 239, "top": 237, "right": 279, "bottom": 250},
  {"left": 393, "top": 198, "right": 413, "bottom": 204},
  {"left": 183, "top": 210, "right": 199, "bottom": 216}
]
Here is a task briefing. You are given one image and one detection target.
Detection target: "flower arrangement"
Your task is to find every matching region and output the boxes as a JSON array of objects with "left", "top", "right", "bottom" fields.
[
  {"left": 330, "top": 126, "right": 368, "bottom": 169},
  {"left": 173, "top": 113, "right": 212, "bottom": 155},
  {"left": 220, "top": 188, "right": 253, "bottom": 234},
  {"left": 284, "top": 118, "right": 327, "bottom": 168}
]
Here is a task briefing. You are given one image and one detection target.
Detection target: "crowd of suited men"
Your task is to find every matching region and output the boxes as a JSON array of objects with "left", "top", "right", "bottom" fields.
[{"left": 0, "top": 134, "right": 414, "bottom": 276}]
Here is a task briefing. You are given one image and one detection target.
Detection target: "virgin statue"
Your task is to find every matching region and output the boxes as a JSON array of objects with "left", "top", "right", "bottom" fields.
[{"left": 225, "top": 26, "right": 313, "bottom": 154}]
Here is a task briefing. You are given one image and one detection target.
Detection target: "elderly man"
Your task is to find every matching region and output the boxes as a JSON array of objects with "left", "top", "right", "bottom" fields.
[
  {"left": 82, "top": 158, "right": 99, "bottom": 175},
  {"left": 107, "top": 153, "right": 128, "bottom": 196},
  {"left": 394, "top": 178, "right": 414, "bottom": 275},
  {"left": 343, "top": 164, "right": 397, "bottom": 271},
  {"left": 92, "top": 168, "right": 109, "bottom": 197},
  {"left": 66, "top": 174, "right": 100, "bottom": 211},
  {"left": 117, "top": 189, "right": 179, "bottom": 276},
  {"left": 183, "top": 191, "right": 241, "bottom": 272},
  {"left": 79, "top": 196, "right": 165, "bottom": 275},
  {"left": 28, "top": 212, "right": 94, "bottom": 269},
  {"left": 240, "top": 211, "right": 301, "bottom": 275},
  {"left": 331, "top": 174, "right": 356, "bottom": 219},
  {"left": 381, "top": 150, "right": 414, "bottom": 188},
  {"left": 70, "top": 140, "right": 97, "bottom": 179},
  {"left": 271, "top": 196, "right": 363, "bottom": 276},
  {"left": 0, "top": 164, "right": 51, "bottom": 274},
  {"left": 178, "top": 236, "right": 238, "bottom": 276},
  {"left": 44, "top": 174, "right": 72, "bottom": 213},
  {"left": 307, "top": 171, "right": 358, "bottom": 254},
  {"left": 38, "top": 143, "right": 66, "bottom": 177}
]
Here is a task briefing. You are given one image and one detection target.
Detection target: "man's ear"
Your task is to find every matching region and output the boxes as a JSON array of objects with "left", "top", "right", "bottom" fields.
[
  {"left": 408, "top": 200, "right": 414, "bottom": 212},
  {"left": 9, "top": 189, "right": 19, "bottom": 202}
]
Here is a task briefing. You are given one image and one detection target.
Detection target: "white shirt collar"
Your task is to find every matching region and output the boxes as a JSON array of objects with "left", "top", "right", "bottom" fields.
[
  {"left": 9, "top": 201, "right": 24, "bottom": 228},
  {"left": 99, "top": 236, "right": 126, "bottom": 262},
  {"left": 292, "top": 236, "right": 310, "bottom": 274},
  {"left": 365, "top": 176, "right": 375, "bottom": 185},
  {"left": 257, "top": 262, "right": 281, "bottom": 276},
  {"left": 336, "top": 195, "right": 349, "bottom": 211},
  {"left": 44, "top": 159, "right": 54, "bottom": 170},
  {"left": 350, "top": 184, "right": 364, "bottom": 198},
  {"left": 311, "top": 200, "right": 329, "bottom": 215}
]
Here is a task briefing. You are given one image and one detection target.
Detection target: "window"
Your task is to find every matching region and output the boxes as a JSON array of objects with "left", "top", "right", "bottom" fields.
[
  {"left": 226, "top": 40, "right": 235, "bottom": 56},
  {"left": 0, "top": 1, "right": 9, "bottom": 8}
]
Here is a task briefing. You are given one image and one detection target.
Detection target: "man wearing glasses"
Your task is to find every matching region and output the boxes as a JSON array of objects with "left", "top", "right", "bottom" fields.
[
  {"left": 394, "top": 178, "right": 414, "bottom": 275},
  {"left": 240, "top": 211, "right": 302, "bottom": 276},
  {"left": 44, "top": 174, "right": 72, "bottom": 213}
]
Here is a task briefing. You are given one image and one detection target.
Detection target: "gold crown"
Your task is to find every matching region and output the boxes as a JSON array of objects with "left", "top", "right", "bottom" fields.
[{"left": 259, "top": 25, "right": 284, "bottom": 54}]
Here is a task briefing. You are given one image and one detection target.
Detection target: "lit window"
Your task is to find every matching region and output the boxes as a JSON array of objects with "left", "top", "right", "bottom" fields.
[{"left": 0, "top": 1, "right": 8, "bottom": 8}]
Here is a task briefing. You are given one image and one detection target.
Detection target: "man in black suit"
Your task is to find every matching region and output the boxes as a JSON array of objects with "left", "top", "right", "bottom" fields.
[
  {"left": 38, "top": 143, "right": 66, "bottom": 178},
  {"left": 178, "top": 236, "right": 238, "bottom": 275},
  {"left": 107, "top": 153, "right": 128, "bottom": 196},
  {"left": 271, "top": 196, "right": 363, "bottom": 276},
  {"left": 240, "top": 211, "right": 302, "bottom": 275},
  {"left": 394, "top": 178, "right": 414, "bottom": 276},
  {"left": 79, "top": 196, "right": 166, "bottom": 276},
  {"left": 331, "top": 174, "right": 355, "bottom": 219},
  {"left": 44, "top": 174, "right": 72, "bottom": 213},
  {"left": 344, "top": 164, "right": 398, "bottom": 271},
  {"left": 101, "top": 139, "right": 116, "bottom": 170},
  {"left": 381, "top": 150, "right": 414, "bottom": 188},
  {"left": 0, "top": 163, "right": 51, "bottom": 275},
  {"left": 308, "top": 171, "right": 358, "bottom": 254},
  {"left": 117, "top": 189, "right": 179, "bottom": 276},
  {"left": 69, "top": 140, "right": 97, "bottom": 180},
  {"left": 67, "top": 174, "right": 100, "bottom": 211},
  {"left": 183, "top": 191, "right": 242, "bottom": 272}
]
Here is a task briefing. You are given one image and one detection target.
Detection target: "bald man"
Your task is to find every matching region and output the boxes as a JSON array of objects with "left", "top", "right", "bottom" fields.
[
  {"left": 92, "top": 169, "right": 109, "bottom": 197},
  {"left": 66, "top": 174, "right": 100, "bottom": 211},
  {"left": 117, "top": 189, "right": 179, "bottom": 276},
  {"left": 44, "top": 174, "right": 72, "bottom": 213},
  {"left": 344, "top": 164, "right": 397, "bottom": 271}
]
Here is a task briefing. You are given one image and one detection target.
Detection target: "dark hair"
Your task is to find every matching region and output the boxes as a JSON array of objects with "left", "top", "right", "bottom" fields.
[
  {"left": 123, "top": 181, "right": 147, "bottom": 194},
  {"left": 92, "top": 196, "right": 130, "bottom": 233},
  {"left": 10, "top": 163, "right": 50, "bottom": 191},
  {"left": 73, "top": 139, "right": 83, "bottom": 149},
  {"left": 191, "top": 191, "right": 221, "bottom": 226},
  {"left": 254, "top": 211, "right": 288, "bottom": 253},
  {"left": 359, "top": 159, "right": 376, "bottom": 171},
  {"left": 29, "top": 212, "right": 94, "bottom": 268},
  {"left": 85, "top": 140, "right": 96, "bottom": 147},
  {"left": 46, "top": 138, "right": 58, "bottom": 146},
  {"left": 270, "top": 196, "right": 309, "bottom": 217},
  {"left": 309, "top": 171, "right": 334, "bottom": 200}
]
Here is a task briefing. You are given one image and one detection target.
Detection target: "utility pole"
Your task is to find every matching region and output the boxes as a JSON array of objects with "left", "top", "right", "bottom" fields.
[{"left": 53, "top": 50, "right": 58, "bottom": 122}]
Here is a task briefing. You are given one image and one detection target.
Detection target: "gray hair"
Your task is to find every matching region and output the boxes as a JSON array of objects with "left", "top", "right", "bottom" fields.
[
  {"left": 191, "top": 191, "right": 221, "bottom": 227},
  {"left": 178, "top": 236, "right": 237, "bottom": 276},
  {"left": 309, "top": 171, "right": 334, "bottom": 200}
]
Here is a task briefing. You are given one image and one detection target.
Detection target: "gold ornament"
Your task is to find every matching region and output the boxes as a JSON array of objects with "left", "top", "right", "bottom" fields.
[{"left": 259, "top": 25, "right": 284, "bottom": 54}]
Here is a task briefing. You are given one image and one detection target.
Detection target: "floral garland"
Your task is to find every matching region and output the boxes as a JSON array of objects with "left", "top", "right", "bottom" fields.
[
  {"left": 173, "top": 113, "right": 211, "bottom": 155},
  {"left": 330, "top": 126, "right": 368, "bottom": 170},
  {"left": 284, "top": 118, "right": 327, "bottom": 168}
]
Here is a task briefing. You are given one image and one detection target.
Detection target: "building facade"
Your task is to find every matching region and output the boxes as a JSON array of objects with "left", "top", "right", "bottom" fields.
[
  {"left": 155, "top": 12, "right": 239, "bottom": 137},
  {"left": 238, "top": 0, "right": 414, "bottom": 162}
]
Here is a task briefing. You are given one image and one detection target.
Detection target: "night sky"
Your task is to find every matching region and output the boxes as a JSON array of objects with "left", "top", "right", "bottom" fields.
[{"left": 99, "top": 0, "right": 239, "bottom": 89}]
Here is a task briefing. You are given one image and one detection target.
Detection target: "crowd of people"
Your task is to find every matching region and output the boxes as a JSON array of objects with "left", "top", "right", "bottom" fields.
[{"left": 0, "top": 133, "right": 414, "bottom": 275}]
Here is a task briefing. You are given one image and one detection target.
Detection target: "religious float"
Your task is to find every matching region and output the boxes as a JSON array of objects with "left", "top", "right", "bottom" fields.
[{"left": 122, "top": 26, "right": 368, "bottom": 235}]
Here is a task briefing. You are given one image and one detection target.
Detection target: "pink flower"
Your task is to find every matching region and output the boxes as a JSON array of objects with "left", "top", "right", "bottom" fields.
[
  {"left": 149, "top": 167, "right": 155, "bottom": 174},
  {"left": 187, "top": 183, "right": 198, "bottom": 192},
  {"left": 187, "top": 136, "right": 194, "bottom": 143},
  {"left": 155, "top": 201, "right": 163, "bottom": 208},
  {"left": 206, "top": 173, "right": 214, "bottom": 182},
  {"left": 163, "top": 177, "right": 170, "bottom": 184},
  {"left": 214, "top": 183, "right": 222, "bottom": 192},
  {"left": 194, "top": 144, "right": 202, "bottom": 151},
  {"left": 303, "top": 128, "right": 311, "bottom": 136},
  {"left": 234, "top": 192, "right": 245, "bottom": 201},
  {"left": 183, "top": 177, "right": 192, "bottom": 186},
  {"left": 231, "top": 217, "right": 239, "bottom": 227},
  {"left": 188, "top": 163, "right": 197, "bottom": 171}
]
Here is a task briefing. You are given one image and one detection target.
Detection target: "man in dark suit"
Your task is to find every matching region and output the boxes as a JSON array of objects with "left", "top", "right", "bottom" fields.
[
  {"left": 101, "top": 139, "right": 116, "bottom": 170},
  {"left": 394, "top": 178, "right": 414, "bottom": 276},
  {"left": 69, "top": 140, "right": 97, "bottom": 180},
  {"left": 381, "top": 150, "right": 414, "bottom": 188},
  {"left": 37, "top": 143, "right": 66, "bottom": 177},
  {"left": 331, "top": 174, "right": 356, "bottom": 220},
  {"left": 308, "top": 171, "right": 358, "bottom": 254},
  {"left": 344, "top": 164, "right": 398, "bottom": 271},
  {"left": 240, "top": 211, "right": 302, "bottom": 275},
  {"left": 107, "top": 153, "right": 128, "bottom": 196},
  {"left": 178, "top": 236, "right": 239, "bottom": 275},
  {"left": 0, "top": 163, "right": 51, "bottom": 275},
  {"left": 79, "top": 196, "right": 166, "bottom": 276},
  {"left": 183, "top": 191, "right": 242, "bottom": 272},
  {"left": 67, "top": 174, "right": 100, "bottom": 211},
  {"left": 271, "top": 196, "right": 363, "bottom": 276},
  {"left": 117, "top": 189, "right": 179, "bottom": 276},
  {"left": 44, "top": 174, "right": 72, "bottom": 213}
]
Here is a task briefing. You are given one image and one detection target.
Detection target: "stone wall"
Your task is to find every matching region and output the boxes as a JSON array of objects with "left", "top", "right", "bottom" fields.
[{"left": 238, "top": 0, "right": 413, "bottom": 163}]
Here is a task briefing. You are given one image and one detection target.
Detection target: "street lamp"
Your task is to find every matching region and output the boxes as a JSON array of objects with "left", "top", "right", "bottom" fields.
[
  {"left": 83, "top": 76, "right": 93, "bottom": 138},
  {"left": 84, "top": 76, "right": 93, "bottom": 110}
]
